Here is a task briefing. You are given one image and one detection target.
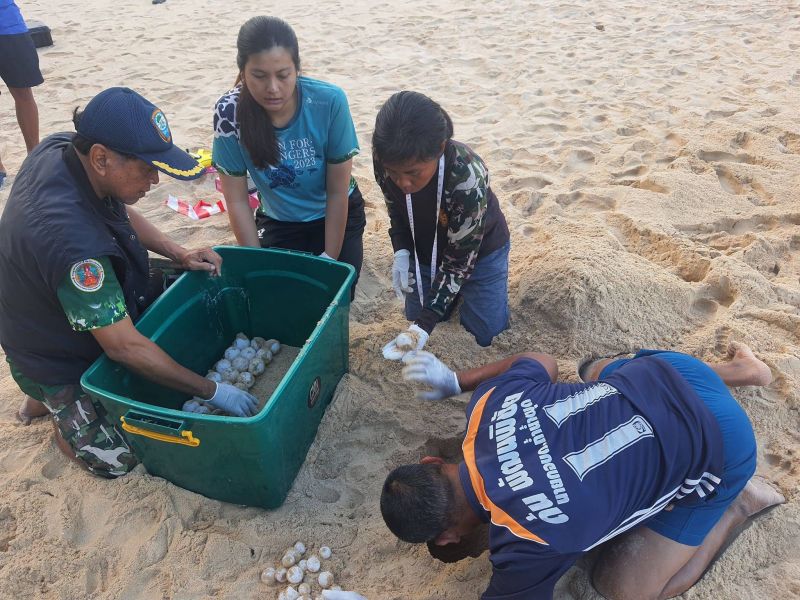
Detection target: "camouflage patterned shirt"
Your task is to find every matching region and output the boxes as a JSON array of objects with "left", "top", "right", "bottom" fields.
[
  {"left": 375, "top": 140, "right": 509, "bottom": 332},
  {"left": 57, "top": 256, "right": 128, "bottom": 331}
]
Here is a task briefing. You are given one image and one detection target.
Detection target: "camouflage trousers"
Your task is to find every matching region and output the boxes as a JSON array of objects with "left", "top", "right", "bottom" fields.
[{"left": 9, "top": 363, "right": 139, "bottom": 478}]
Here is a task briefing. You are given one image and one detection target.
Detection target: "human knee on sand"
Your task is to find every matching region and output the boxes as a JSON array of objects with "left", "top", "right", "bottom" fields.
[
  {"left": 0, "top": 87, "right": 258, "bottom": 477},
  {"left": 376, "top": 345, "right": 783, "bottom": 600}
]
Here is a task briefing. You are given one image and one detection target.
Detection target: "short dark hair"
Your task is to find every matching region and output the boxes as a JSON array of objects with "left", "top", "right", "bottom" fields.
[
  {"left": 372, "top": 91, "right": 454, "bottom": 166},
  {"left": 71, "top": 107, "right": 94, "bottom": 155},
  {"left": 236, "top": 16, "right": 300, "bottom": 169},
  {"left": 380, "top": 463, "right": 455, "bottom": 543}
]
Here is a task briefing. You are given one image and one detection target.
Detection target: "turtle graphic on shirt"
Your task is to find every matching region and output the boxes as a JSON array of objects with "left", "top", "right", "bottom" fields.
[{"left": 267, "top": 163, "right": 303, "bottom": 189}]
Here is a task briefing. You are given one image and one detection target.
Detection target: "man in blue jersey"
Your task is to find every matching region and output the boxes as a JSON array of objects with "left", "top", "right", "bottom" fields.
[
  {"left": 381, "top": 344, "right": 783, "bottom": 599},
  {"left": 0, "top": 0, "right": 43, "bottom": 187}
]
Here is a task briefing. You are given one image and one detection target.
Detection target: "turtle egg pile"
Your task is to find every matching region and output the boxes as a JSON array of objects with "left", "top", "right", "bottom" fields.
[
  {"left": 207, "top": 333, "right": 281, "bottom": 391},
  {"left": 260, "top": 541, "right": 345, "bottom": 600}
]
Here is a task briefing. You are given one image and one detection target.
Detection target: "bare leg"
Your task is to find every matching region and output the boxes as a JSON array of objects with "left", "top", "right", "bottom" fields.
[
  {"left": 16, "top": 395, "right": 50, "bottom": 425},
  {"left": 710, "top": 342, "right": 772, "bottom": 387},
  {"left": 583, "top": 343, "right": 770, "bottom": 387},
  {"left": 592, "top": 477, "right": 784, "bottom": 599},
  {"left": 8, "top": 87, "right": 39, "bottom": 152}
]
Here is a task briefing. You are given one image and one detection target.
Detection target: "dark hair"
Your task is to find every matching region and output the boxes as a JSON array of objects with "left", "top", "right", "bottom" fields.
[
  {"left": 236, "top": 16, "right": 300, "bottom": 169},
  {"left": 380, "top": 463, "right": 455, "bottom": 543},
  {"left": 372, "top": 91, "right": 454, "bottom": 165},
  {"left": 71, "top": 107, "right": 94, "bottom": 155}
]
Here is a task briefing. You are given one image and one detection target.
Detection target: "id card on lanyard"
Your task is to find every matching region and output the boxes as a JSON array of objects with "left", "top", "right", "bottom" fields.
[{"left": 405, "top": 154, "right": 445, "bottom": 306}]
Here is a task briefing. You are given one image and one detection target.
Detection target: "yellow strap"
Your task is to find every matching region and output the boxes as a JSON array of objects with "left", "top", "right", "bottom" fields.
[{"left": 120, "top": 416, "right": 200, "bottom": 447}]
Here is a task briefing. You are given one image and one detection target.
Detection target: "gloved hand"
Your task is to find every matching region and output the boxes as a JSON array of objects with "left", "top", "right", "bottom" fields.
[
  {"left": 382, "top": 324, "right": 429, "bottom": 360},
  {"left": 402, "top": 351, "right": 461, "bottom": 400},
  {"left": 199, "top": 382, "right": 258, "bottom": 417},
  {"left": 391, "top": 249, "right": 415, "bottom": 300},
  {"left": 321, "top": 591, "right": 368, "bottom": 600}
]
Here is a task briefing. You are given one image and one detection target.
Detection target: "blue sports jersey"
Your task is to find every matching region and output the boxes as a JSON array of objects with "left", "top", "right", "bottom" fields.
[
  {"left": 0, "top": 1, "right": 27, "bottom": 35},
  {"left": 459, "top": 357, "right": 724, "bottom": 599},
  {"left": 212, "top": 77, "right": 359, "bottom": 223}
]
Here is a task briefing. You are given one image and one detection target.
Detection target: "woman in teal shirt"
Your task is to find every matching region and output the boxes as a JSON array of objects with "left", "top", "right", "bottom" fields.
[{"left": 213, "top": 16, "right": 365, "bottom": 292}]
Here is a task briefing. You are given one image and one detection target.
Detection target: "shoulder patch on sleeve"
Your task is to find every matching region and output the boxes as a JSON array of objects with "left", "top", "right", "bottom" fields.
[{"left": 69, "top": 259, "right": 105, "bottom": 292}]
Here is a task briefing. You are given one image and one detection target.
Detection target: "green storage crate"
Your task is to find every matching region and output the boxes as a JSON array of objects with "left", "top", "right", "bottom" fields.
[{"left": 80, "top": 246, "right": 355, "bottom": 508}]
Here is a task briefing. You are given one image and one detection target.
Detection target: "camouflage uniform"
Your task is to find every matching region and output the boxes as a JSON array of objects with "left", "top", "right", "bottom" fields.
[
  {"left": 8, "top": 255, "right": 139, "bottom": 477},
  {"left": 375, "top": 140, "right": 509, "bottom": 332}
]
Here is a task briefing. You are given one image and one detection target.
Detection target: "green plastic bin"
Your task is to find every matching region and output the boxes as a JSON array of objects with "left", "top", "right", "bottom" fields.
[{"left": 80, "top": 246, "right": 355, "bottom": 508}]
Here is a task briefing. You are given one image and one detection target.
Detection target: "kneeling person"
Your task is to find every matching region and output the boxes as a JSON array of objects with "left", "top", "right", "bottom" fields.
[
  {"left": 0, "top": 87, "right": 258, "bottom": 479},
  {"left": 382, "top": 345, "right": 782, "bottom": 599}
]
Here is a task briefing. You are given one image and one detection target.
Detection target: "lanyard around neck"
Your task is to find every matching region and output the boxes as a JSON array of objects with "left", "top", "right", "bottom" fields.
[{"left": 405, "top": 154, "right": 446, "bottom": 306}]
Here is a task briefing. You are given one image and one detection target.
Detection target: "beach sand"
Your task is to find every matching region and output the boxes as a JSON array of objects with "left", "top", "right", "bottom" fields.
[{"left": 0, "top": 1, "right": 798, "bottom": 598}]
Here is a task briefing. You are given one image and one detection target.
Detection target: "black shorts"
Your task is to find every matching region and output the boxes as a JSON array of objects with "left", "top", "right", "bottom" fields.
[
  {"left": 255, "top": 185, "right": 367, "bottom": 298},
  {"left": 0, "top": 33, "right": 44, "bottom": 88}
]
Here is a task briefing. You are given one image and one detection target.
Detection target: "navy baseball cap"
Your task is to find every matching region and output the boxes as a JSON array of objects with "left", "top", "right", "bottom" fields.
[{"left": 76, "top": 87, "right": 204, "bottom": 181}]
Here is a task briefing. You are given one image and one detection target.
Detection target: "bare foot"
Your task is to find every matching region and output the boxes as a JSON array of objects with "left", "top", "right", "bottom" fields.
[
  {"left": 736, "top": 476, "right": 785, "bottom": 518},
  {"left": 16, "top": 396, "right": 50, "bottom": 425},
  {"left": 727, "top": 342, "right": 772, "bottom": 387}
]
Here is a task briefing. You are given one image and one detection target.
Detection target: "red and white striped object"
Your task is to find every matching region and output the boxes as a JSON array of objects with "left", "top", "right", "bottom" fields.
[{"left": 165, "top": 195, "right": 226, "bottom": 220}]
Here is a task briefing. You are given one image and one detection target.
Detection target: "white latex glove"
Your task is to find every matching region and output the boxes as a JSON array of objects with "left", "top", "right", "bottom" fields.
[
  {"left": 321, "top": 591, "right": 367, "bottom": 600},
  {"left": 391, "top": 249, "right": 415, "bottom": 300},
  {"left": 402, "top": 351, "right": 461, "bottom": 400},
  {"left": 319, "top": 251, "right": 333, "bottom": 260},
  {"left": 382, "top": 324, "right": 429, "bottom": 360},
  {"left": 196, "top": 382, "right": 258, "bottom": 417}
]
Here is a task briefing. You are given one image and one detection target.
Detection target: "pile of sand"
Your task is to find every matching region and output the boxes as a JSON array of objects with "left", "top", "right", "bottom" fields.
[{"left": 0, "top": 1, "right": 797, "bottom": 598}]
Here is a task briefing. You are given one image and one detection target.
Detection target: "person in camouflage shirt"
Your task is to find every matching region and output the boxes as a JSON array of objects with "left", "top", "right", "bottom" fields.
[{"left": 373, "top": 92, "right": 510, "bottom": 358}]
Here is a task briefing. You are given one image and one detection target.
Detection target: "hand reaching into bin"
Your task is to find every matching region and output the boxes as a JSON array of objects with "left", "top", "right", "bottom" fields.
[{"left": 197, "top": 382, "right": 258, "bottom": 417}]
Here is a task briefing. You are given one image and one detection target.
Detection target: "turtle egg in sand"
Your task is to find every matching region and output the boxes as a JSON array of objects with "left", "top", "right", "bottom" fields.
[
  {"left": 287, "top": 565, "right": 303, "bottom": 584},
  {"left": 275, "top": 567, "right": 288, "bottom": 582},
  {"left": 224, "top": 347, "right": 240, "bottom": 360},
  {"left": 319, "top": 546, "right": 331, "bottom": 559},
  {"left": 215, "top": 358, "right": 232, "bottom": 372},
  {"left": 293, "top": 541, "right": 306, "bottom": 555},
  {"left": 248, "top": 358, "right": 265, "bottom": 375},
  {"left": 237, "top": 371, "right": 255, "bottom": 389},
  {"left": 318, "top": 571, "right": 334, "bottom": 588},
  {"left": 306, "top": 555, "right": 320, "bottom": 572},
  {"left": 260, "top": 567, "right": 276, "bottom": 585}
]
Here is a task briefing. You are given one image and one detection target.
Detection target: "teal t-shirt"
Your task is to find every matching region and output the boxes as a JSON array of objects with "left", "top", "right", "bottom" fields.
[{"left": 212, "top": 76, "right": 359, "bottom": 222}]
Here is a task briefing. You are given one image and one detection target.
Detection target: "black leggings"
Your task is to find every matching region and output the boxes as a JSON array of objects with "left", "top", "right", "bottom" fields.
[{"left": 255, "top": 186, "right": 366, "bottom": 299}]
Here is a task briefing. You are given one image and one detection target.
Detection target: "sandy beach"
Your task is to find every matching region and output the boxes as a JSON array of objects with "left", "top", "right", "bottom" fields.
[{"left": 0, "top": 0, "right": 798, "bottom": 598}]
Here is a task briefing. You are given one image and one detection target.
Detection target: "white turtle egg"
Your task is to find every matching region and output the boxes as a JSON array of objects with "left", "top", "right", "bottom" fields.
[
  {"left": 240, "top": 346, "right": 256, "bottom": 360},
  {"left": 284, "top": 586, "right": 299, "bottom": 600},
  {"left": 298, "top": 583, "right": 311, "bottom": 595},
  {"left": 319, "top": 546, "right": 331, "bottom": 559},
  {"left": 224, "top": 346, "right": 240, "bottom": 360},
  {"left": 206, "top": 371, "right": 222, "bottom": 383},
  {"left": 220, "top": 367, "right": 239, "bottom": 383},
  {"left": 275, "top": 567, "right": 288, "bottom": 582},
  {"left": 232, "top": 356, "right": 249, "bottom": 372},
  {"left": 248, "top": 358, "right": 265, "bottom": 376},
  {"left": 265, "top": 339, "right": 281, "bottom": 354},
  {"left": 215, "top": 358, "right": 232, "bottom": 372},
  {"left": 305, "top": 555, "right": 320, "bottom": 573},
  {"left": 281, "top": 551, "right": 297, "bottom": 568},
  {"left": 293, "top": 541, "right": 306, "bottom": 555},
  {"left": 395, "top": 332, "right": 415, "bottom": 351},
  {"left": 256, "top": 348, "right": 273, "bottom": 364},
  {"left": 234, "top": 338, "right": 250, "bottom": 350},
  {"left": 235, "top": 332, "right": 248, "bottom": 341},
  {"left": 260, "top": 567, "right": 276, "bottom": 585},
  {"left": 287, "top": 565, "right": 303, "bottom": 584},
  {"left": 317, "top": 571, "right": 334, "bottom": 588},
  {"left": 297, "top": 559, "right": 307, "bottom": 572},
  {"left": 252, "top": 336, "right": 267, "bottom": 349},
  {"left": 237, "top": 371, "right": 255, "bottom": 389}
]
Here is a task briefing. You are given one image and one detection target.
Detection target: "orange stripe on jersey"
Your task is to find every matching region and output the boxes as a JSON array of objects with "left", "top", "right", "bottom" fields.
[{"left": 462, "top": 387, "right": 549, "bottom": 545}]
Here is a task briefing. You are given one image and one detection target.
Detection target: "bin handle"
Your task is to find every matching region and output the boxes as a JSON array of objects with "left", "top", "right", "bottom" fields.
[{"left": 120, "top": 414, "right": 200, "bottom": 447}]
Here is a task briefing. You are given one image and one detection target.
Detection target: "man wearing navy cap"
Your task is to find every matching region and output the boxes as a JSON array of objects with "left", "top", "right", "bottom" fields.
[
  {"left": 380, "top": 346, "right": 783, "bottom": 599},
  {"left": 0, "top": 87, "right": 258, "bottom": 478}
]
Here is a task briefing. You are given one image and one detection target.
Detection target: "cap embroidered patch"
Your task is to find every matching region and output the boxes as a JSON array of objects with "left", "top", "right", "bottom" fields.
[
  {"left": 70, "top": 259, "right": 105, "bottom": 292},
  {"left": 151, "top": 108, "right": 172, "bottom": 143}
]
